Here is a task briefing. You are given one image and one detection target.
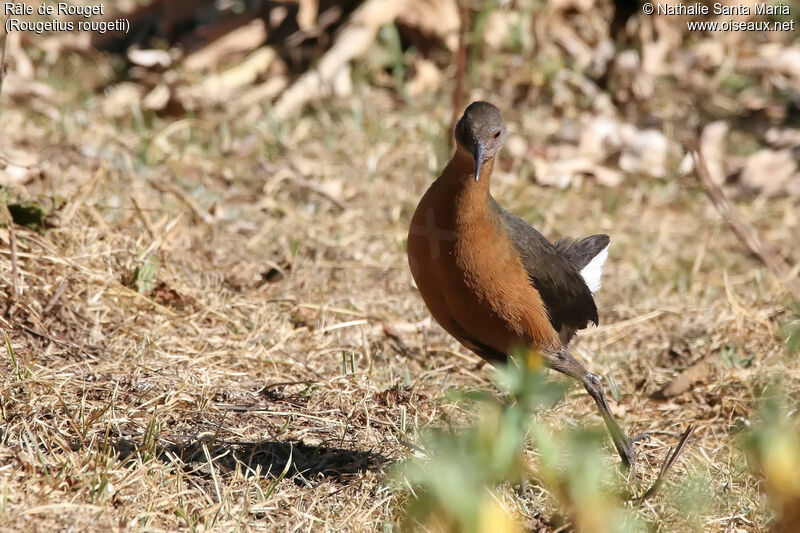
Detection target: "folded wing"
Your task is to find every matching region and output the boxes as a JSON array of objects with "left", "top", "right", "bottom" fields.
[{"left": 491, "top": 198, "right": 608, "bottom": 343}]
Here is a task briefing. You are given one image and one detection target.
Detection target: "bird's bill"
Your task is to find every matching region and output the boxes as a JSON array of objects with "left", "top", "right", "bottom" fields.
[{"left": 472, "top": 140, "right": 485, "bottom": 182}]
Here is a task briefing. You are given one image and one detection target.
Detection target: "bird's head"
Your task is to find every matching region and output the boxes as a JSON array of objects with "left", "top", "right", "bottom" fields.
[{"left": 454, "top": 101, "right": 507, "bottom": 182}]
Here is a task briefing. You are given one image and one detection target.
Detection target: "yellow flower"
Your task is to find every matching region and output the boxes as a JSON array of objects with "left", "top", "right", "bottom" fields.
[
  {"left": 763, "top": 434, "right": 800, "bottom": 503},
  {"left": 476, "top": 495, "right": 521, "bottom": 533}
]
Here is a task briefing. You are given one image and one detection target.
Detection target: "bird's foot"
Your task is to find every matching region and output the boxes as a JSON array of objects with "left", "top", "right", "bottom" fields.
[
  {"left": 616, "top": 432, "right": 650, "bottom": 474},
  {"left": 616, "top": 438, "right": 637, "bottom": 470}
]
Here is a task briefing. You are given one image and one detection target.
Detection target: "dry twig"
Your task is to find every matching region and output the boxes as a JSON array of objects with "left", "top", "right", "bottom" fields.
[
  {"left": 694, "top": 149, "right": 800, "bottom": 301},
  {"left": 1, "top": 203, "right": 20, "bottom": 305},
  {"left": 0, "top": 24, "right": 7, "bottom": 96},
  {"left": 43, "top": 276, "right": 69, "bottom": 314},
  {"left": 8, "top": 222, "right": 19, "bottom": 301},
  {"left": 636, "top": 425, "right": 695, "bottom": 505},
  {"left": 289, "top": 175, "right": 348, "bottom": 211}
]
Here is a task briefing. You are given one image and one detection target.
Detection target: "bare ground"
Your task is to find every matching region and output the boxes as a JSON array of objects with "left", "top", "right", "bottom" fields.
[{"left": 2, "top": 25, "right": 800, "bottom": 532}]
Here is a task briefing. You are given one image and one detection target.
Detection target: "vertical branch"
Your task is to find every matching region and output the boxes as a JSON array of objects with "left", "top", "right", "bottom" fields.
[
  {"left": 0, "top": 22, "right": 7, "bottom": 98},
  {"left": 9, "top": 220, "right": 19, "bottom": 302},
  {"left": 1, "top": 204, "right": 20, "bottom": 306},
  {"left": 449, "top": 0, "right": 469, "bottom": 145},
  {"left": 0, "top": 25, "right": 11, "bottom": 313}
]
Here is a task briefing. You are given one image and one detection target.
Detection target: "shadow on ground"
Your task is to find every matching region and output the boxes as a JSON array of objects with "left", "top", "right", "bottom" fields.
[{"left": 114, "top": 436, "right": 391, "bottom": 484}]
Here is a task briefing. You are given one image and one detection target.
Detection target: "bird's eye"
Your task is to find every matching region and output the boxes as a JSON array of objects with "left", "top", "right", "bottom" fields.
[{"left": 493, "top": 131, "right": 501, "bottom": 139}]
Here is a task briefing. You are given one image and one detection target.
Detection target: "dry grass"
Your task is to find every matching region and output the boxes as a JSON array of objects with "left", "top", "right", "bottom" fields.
[{"left": 2, "top": 4, "right": 800, "bottom": 531}]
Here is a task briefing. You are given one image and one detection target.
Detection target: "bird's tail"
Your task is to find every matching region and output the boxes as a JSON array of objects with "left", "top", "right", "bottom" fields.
[
  {"left": 555, "top": 234, "right": 610, "bottom": 293},
  {"left": 554, "top": 234, "right": 610, "bottom": 270}
]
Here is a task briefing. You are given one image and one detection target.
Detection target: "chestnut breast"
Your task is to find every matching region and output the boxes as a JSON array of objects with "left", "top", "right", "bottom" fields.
[{"left": 408, "top": 165, "right": 559, "bottom": 359}]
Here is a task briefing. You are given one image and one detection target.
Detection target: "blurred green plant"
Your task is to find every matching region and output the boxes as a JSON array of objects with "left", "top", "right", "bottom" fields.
[
  {"left": 4, "top": 330, "right": 33, "bottom": 381},
  {"left": 665, "top": 468, "right": 713, "bottom": 532},
  {"left": 379, "top": 24, "right": 407, "bottom": 94},
  {"left": 720, "top": 344, "right": 754, "bottom": 369},
  {"left": 530, "top": 424, "right": 644, "bottom": 533},
  {"left": 392, "top": 353, "right": 644, "bottom": 532},
  {"left": 6, "top": 201, "right": 49, "bottom": 233},
  {"left": 133, "top": 254, "right": 160, "bottom": 295},
  {"left": 738, "top": 386, "right": 800, "bottom": 531},
  {"left": 781, "top": 302, "right": 800, "bottom": 357},
  {"left": 0, "top": 186, "right": 61, "bottom": 234}
]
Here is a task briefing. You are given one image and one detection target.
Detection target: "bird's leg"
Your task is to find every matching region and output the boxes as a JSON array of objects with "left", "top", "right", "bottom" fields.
[
  {"left": 582, "top": 372, "right": 642, "bottom": 470},
  {"left": 544, "top": 349, "right": 646, "bottom": 472}
]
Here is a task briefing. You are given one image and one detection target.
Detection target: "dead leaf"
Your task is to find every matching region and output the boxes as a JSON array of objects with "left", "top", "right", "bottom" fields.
[
  {"left": 786, "top": 178, "right": 800, "bottom": 197},
  {"left": 151, "top": 282, "right": 194, "bottom": 310},
  {"left": 619, "top": 128, "right": 669, "bottom": 179},
  {"left": 0, "top": 165, "right": 36, "bottom": 187},
  {"left": 578, "top": 115, "right": 672, "bottom": 179},
  {"left": 483, "top": 10, "right": 532, "bottom": 51},
  {"left": 398, "top": 0, "right": 459, "bottom": 51},
  {"left": 233, "top": 76, "right": 289, "bottom": 112},
  {"left": 183, "top": 20, "right": 268, "bottom": 72},
  {"left": 579, "top": 116, "right": 624, "bottom": 160},
  {"left": 699, "top": 121, "right": 729, "bottom": 185},
  {"left": 591, "top": 39, "right": 615, "bottom": 78},
  {"left": 2, "top": 73, "right": 61, "bottom": 121},
  {"left": 765, "top": 128, "right": 800, "bottom": 150},
  {"left": 179, "top": 47, "right": 277, "bottom": 107},
  {"left": 657, "top": 359, "right": 714, "bottom": 398},
  {"left": 143, "top": 84, "right": 171, "bottom": 111},
  {"left": 290, "top": 307, "right": 319, "bottom": 328},
  {"left": 0, "top": 144, "right": 38, "bottom": 169},
  {"left": 407, "top": 58, "right": 442, "bottom": 97},
  {"left": 297, "top": 0, "right": 319, "bottom": 31},
  {"left": 592, "top": 165, "right": 625, "bottom": 187},
  {"left": 534, "top": 156, "right": 623, "bottom": 188},
  {"left": 740, "top": 149, "right": 799, "bottom": 196},
  {"left": 740, "top": 44, "right": 800, "bottom": 81},
  {"left": 332, "top": 64, "right": 352, "bottom": 97},
  {"left": 39, "top": 32, "right": 92, "bottom": 61},
  {"left": 6, "top": 32, "right": 34, "bottom": 79},
  {"left": 128, "top": 49, "right": 172, "bottom": 69},
  {"left": 102, "top": 83, "right": 144, "bottom": 117},
  {"left": 774, "top": 46, "right": 800, "bottom": 80},
  {"left": 274, "top": 0, "right": 404, "bottom": 120},
  {"left": 2, "top": 73, "right": 56, "bottom": 101},
  {"left": 505, "top": 135, "right": 528, "bottom": 159},
  {"left": 551, "top": 22, "right": 593, "bottom": 70}
]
